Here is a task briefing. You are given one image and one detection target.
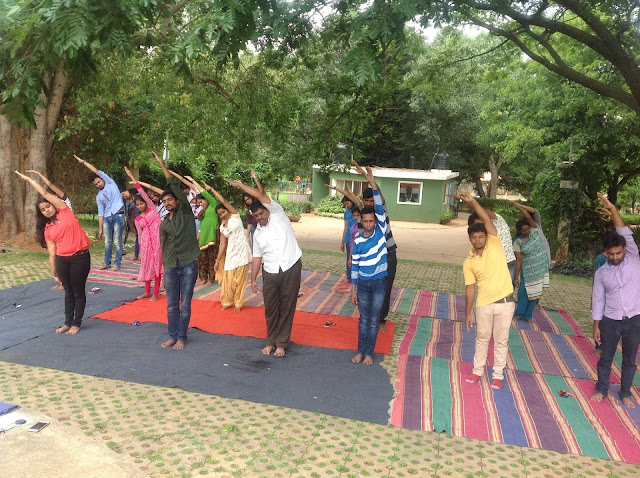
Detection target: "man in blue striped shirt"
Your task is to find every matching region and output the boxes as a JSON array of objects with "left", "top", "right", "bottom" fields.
[{"left": 350, "top": 166, "right": 388, "bottom": 365}]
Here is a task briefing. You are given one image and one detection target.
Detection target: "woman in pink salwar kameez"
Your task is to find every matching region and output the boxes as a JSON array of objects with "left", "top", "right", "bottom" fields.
[{"left": 125, "top": 167, "right": 164, "bottom": 301}]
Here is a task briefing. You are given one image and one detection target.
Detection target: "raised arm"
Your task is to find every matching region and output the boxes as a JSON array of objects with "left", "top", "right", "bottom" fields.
[
  {"left": 326, "top": 184, "right": 362, "bottom": 209},
  {"left": 352, "top": 160, "right": 384, "bottom": 203},
  {"left": 25, "top": 170, "right": 66, "bottom": 199},
  {"left": 170, "top": 170, "right": 198, "bottom": 192},
  {"left": 133, "top": 180, "right": 163, "bottom": 195},
  {"left": 14, "top": 171, "right": 67, "bottom": 210},
  {"left": 150, "top": 150, "right": 171, "bottom": 179},
  {"left": 125, "top": 167, "right": 154, "bottom": 210},
  {"left": 203, "top": 182, "right": 237, "bottom": 214},
  {"left": 225, "top": 179, "right": 270, "bottom": 205},
  {"left": 251, "top": 169, "right": 265, "bottom": 195},
  {"left": 184, "top": 176, "right": 202, "bottom": 193},
  {"left": 510, "top": 201, "right": 538, "bottom": 229},
  {"left": 73, "top": 154, "right": 99, "bottom": 174},
  {"left": 597, "top": 192, "right": 624, "bottom": 228},
  {"left": 452, "top": 193, "right": 498, "bottom": 236}
]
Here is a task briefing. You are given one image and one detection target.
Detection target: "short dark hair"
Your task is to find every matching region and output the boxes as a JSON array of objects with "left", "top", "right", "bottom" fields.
[
  {"left": 128, "top": 188, "right": 137, "bottom": 197},
  {"left": 468, "top": 222, "right": 487, "bottom": 237},
  {"left": 88, "top": 173, "right": 99, "bottom": 183},
  {"left": 341, "top": 195, "right": 351, "bottom": 204},
  {"left": 360, "top": 206, "right": 375, "bottom": 217},
  {"left": 516, "top": 218, "right": 529, "bottom": 236},
  {"left": 215, "top": 203, "right": 227, "bottom": 213},
  {"left": 351, "top": 206, "right": 361, "bottom": 215},
  {"left": 134, "top": 194, "right": 143, "bottom": 203},
  {"left": 159, "top": 190, "right": 178, "bottom": 202},
  {"left": 602, "top": 230, "right": 626, "bottom": 250},
  {"left": 195, "top": 193, "right": 205, "bottom": 200},
  {"left": 362, "top": 188, "right": 373, "bottom": 199},
  {"left": 468, "top": 212, "right": 479, "bottom": 226},
  {"left": 249, "top": 201, "right": 266, "bottom": 213}
]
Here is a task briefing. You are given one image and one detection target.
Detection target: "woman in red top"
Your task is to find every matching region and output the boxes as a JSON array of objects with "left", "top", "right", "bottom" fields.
[{"left": 16, "top": 170, "right": 92, "bottom": 335}]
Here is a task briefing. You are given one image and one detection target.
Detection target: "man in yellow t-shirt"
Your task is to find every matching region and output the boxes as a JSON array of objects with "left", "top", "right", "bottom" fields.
[{"left": 453, "top": 193, "right": 514, "bottom": 390}]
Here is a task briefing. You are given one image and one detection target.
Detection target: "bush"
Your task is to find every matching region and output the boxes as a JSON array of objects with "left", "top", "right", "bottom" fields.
[
  {"left": 620, "top": 212, "right": 640, "bottom": 225},
  {"left": 440, "top": 212, "right": 453, "bottom": 224},
  {"left": 317, "top": 195, "right": 345, "bottom": 215},
  {"left": 297, "top": 200, "right": 314, "bottom": 213},
  {"left": 279, "top": 201, "right": 303, "bottom": 216}
]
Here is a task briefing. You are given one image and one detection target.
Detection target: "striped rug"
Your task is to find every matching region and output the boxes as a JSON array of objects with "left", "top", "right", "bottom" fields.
[
  {"left": 391, "top": 355, "right": 640, "bottom": 464},
  {"left": 87, "top": 260, "right": 143, "bottom": 288},
  {"left": 196, "top": 269, "right": 582, "bottom": 335},
  {"left": 399, "top": 316, "right": 640, "bottom": 386}
]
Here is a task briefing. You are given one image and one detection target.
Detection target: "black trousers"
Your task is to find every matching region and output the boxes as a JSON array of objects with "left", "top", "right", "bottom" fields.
[
  {"left": 380, "top": 251, "right": 397, "bottom": 324},
  {"left": 595, "top": 315, "right": 640, "bottom": 399},
  {"left": 262, "top": 258, "right": 302, "bottom": 349},
  {"left": 56, "top": 250, "right": 91, "bottom": 327}
]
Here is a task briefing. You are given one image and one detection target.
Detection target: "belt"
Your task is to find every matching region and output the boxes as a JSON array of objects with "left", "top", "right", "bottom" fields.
[
  {"left": 72, "top": 249, "right": 90, "bottom": 256},
  {"left": 494, "top": 295, "right": 515, "bottom": 304}
]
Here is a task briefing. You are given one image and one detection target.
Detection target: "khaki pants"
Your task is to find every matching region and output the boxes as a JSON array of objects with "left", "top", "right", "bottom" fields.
[
  {"left": 220, "top": 264, "right": 250, "bottom": 308},
  {"left": 472, "top": 301, "right": 515, "bottom": 380}
]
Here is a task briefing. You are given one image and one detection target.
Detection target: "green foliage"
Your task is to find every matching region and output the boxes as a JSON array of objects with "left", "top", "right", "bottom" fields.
[
  {"left": 279, "top": 201, "right": 303, "bottom": 216},
  {"left": 317, "top": 195, "right": 345, "bottom": 215},
  {"left": 620, "top": 213, "right": 640, "bottom": 226},
  {"left": 440, "top": 211, "right": 452, "bottom": 224}
]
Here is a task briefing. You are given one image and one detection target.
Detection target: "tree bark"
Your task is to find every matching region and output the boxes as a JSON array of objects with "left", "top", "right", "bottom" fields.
[
  {"left": 474, "top": 176, "right": 486, "bottom": 197},
  {"left": 0, "top": 66, "right": 68, "bottom": 241},
  {"left": 487, "top": 154, "right": 504, "bottom": 199}
]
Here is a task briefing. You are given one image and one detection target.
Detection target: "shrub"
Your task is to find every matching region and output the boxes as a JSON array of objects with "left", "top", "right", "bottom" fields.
[
  {"left": 440, "top": 212, "right": 453, "bottom": 224},
  {"left": 317, "top": 195, "right": 345, "bottom": 215},
  {"left": 279, "top": 201, "right": 303, "bottom": 216}
]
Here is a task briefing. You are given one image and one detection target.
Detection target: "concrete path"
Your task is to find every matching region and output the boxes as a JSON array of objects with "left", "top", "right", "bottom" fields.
[{"left": 291, "top": 212, "right": 471, "bottom": 264}]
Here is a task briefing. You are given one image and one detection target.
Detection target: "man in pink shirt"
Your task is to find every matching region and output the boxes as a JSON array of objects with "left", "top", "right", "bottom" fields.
[{"left": 591, "top": 193, "right": 640, "bottom": 408}]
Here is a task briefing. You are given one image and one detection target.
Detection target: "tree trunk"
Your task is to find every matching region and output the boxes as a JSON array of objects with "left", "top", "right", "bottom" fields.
[
  {"left": 606, "top": 184, "right": 619, "bottom": 206},
  {"left": 0, "top": 66, "right": 67, "bottom": 241},
  {"left": 487, "top": 154, "right": 504, "bottom": 199},
  {"left": 474, "top": 176, "right": 486, "bottom": 197}
]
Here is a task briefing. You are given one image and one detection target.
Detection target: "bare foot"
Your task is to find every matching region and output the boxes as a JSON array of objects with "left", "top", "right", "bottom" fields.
[
  {"left": 56, "top": 325, "right": 71, "bottom": 334},
  {"left": 363, "top": 356, "right": 374, "bottom": 365},
  {"left": 234, "top": 307, "right": 242, "bottom": 312},
  {"left": 161, "top": 339, "right": 176, "bottom": 348},
  {"left": 110, "top": 265, "right": 120, "bottom": 271},
  {"left": 591, "top": 392, "right": 605, "bottom": 402},
  {"left": 262, "top": 345, "right": 274, "bottom": 355},
  {"left": 222, "top": 304, "right": 232, "bottom": 310},
  {"left": 622, "top": 397, "right": 636, "bottom": 408},
  {"left": 51, "top": 284, "right": 64, "bottom": 291},
  {"left": 173, "top": 341, "right": 185, "bottom": 350},
  {"left": 98, "top": 265, "right": 110, "bottom": 270},
  {"left": 150, "top": 295, "right": 159, "bottom": 302},
  {"left": 274, "top": 347, "right": 286, "bottom": 357},
  {"left": 132, "top": 257, "right": 140, "bottom": 262},
  {"left": 137, "top": 293, "right": 151, "bottom": 300},
  {"left": 352, "top": 353, "right": 363, "bottom": 364},
  {"left": 66, "top": 326, "right": 80, "bottom": 335},
  {"left": 200, "top": 280, "right": 209, "bottom": 286},
  {"left": 379, "top": 323, "right": 387, "bottom": 333}
]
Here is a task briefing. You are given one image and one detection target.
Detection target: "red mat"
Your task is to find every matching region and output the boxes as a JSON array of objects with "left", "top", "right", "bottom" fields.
[{"left": 94, "top": 297, "right": 394, "bottom": 354}]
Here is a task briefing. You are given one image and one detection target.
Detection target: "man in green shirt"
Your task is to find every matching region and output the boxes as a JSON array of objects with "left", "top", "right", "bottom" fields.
[{"left": 152, "top": 151, "right": 201, "bottom": 350}]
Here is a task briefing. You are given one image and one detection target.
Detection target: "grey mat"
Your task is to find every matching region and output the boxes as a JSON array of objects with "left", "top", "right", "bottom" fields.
[
  {"left": 0, "top": 280, "right": 140, "bottom": 350},
  {"left": 0, "top": 318, "right": 393, "bottom": 424}
]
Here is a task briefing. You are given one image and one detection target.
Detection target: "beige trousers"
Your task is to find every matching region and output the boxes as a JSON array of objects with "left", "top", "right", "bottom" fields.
[
  {"left": 472, "top": 301, "right": 515, "bottom": 380},
  {"left": 220, "top": 264, "right": 250, "bottom": 308}
]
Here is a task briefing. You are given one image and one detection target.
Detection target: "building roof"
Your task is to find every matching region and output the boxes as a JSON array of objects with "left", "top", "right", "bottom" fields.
[{"left": 313, "top": 164, "right": 459, "bottom": 181}]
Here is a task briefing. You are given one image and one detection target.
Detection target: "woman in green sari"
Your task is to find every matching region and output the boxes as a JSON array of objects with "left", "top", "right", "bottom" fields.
[{"left": 512, "top": 202, "right": 550, "bottom": 320}]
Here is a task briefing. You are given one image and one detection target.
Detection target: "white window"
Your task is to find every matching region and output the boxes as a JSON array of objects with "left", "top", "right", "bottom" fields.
[
  {"left": 397, "top": 181, "right": 422, "bottom": 205},
  {"left": 332, "top": 179, "right": 369, "bottom": 197}
]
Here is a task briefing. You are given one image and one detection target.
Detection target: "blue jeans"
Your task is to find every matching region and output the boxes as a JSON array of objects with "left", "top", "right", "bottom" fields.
[
  {"left": 164, "top": 259, "right": 199, "bottom": 342},
  {"left": 514, "top": 269, "right": 538, "bottom": 320},
  {"left": 356, "top": 277, "right": 387, "bottom": 357},
  {"left": 596, "top": 315, "right": 640, "bottom": 399},
  {"left": 103, "top": 214, "right": 124, "bottom": 267}
]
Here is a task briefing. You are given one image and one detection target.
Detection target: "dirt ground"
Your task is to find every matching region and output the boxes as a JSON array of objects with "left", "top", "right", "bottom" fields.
[{"left": 291, "top": 212, "right": 472, "bottom": 264}]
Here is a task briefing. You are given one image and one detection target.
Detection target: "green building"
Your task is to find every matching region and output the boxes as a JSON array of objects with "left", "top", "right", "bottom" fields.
[{"left": 311, "top": 165, "right": 459, "bottom": 224}]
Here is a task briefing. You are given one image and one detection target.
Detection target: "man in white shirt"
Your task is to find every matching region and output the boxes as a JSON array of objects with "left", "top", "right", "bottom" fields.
[{"left": 226, "top": 178, "right": 302, "bottom": 357}]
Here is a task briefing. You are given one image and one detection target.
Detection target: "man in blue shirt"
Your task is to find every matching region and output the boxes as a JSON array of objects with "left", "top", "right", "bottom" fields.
[
  {"left": 350, "top": 166, "right": 388, "bottom": 366},
  {"left": 75, "top": 155, "right": 125, "bottom": 270}
]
